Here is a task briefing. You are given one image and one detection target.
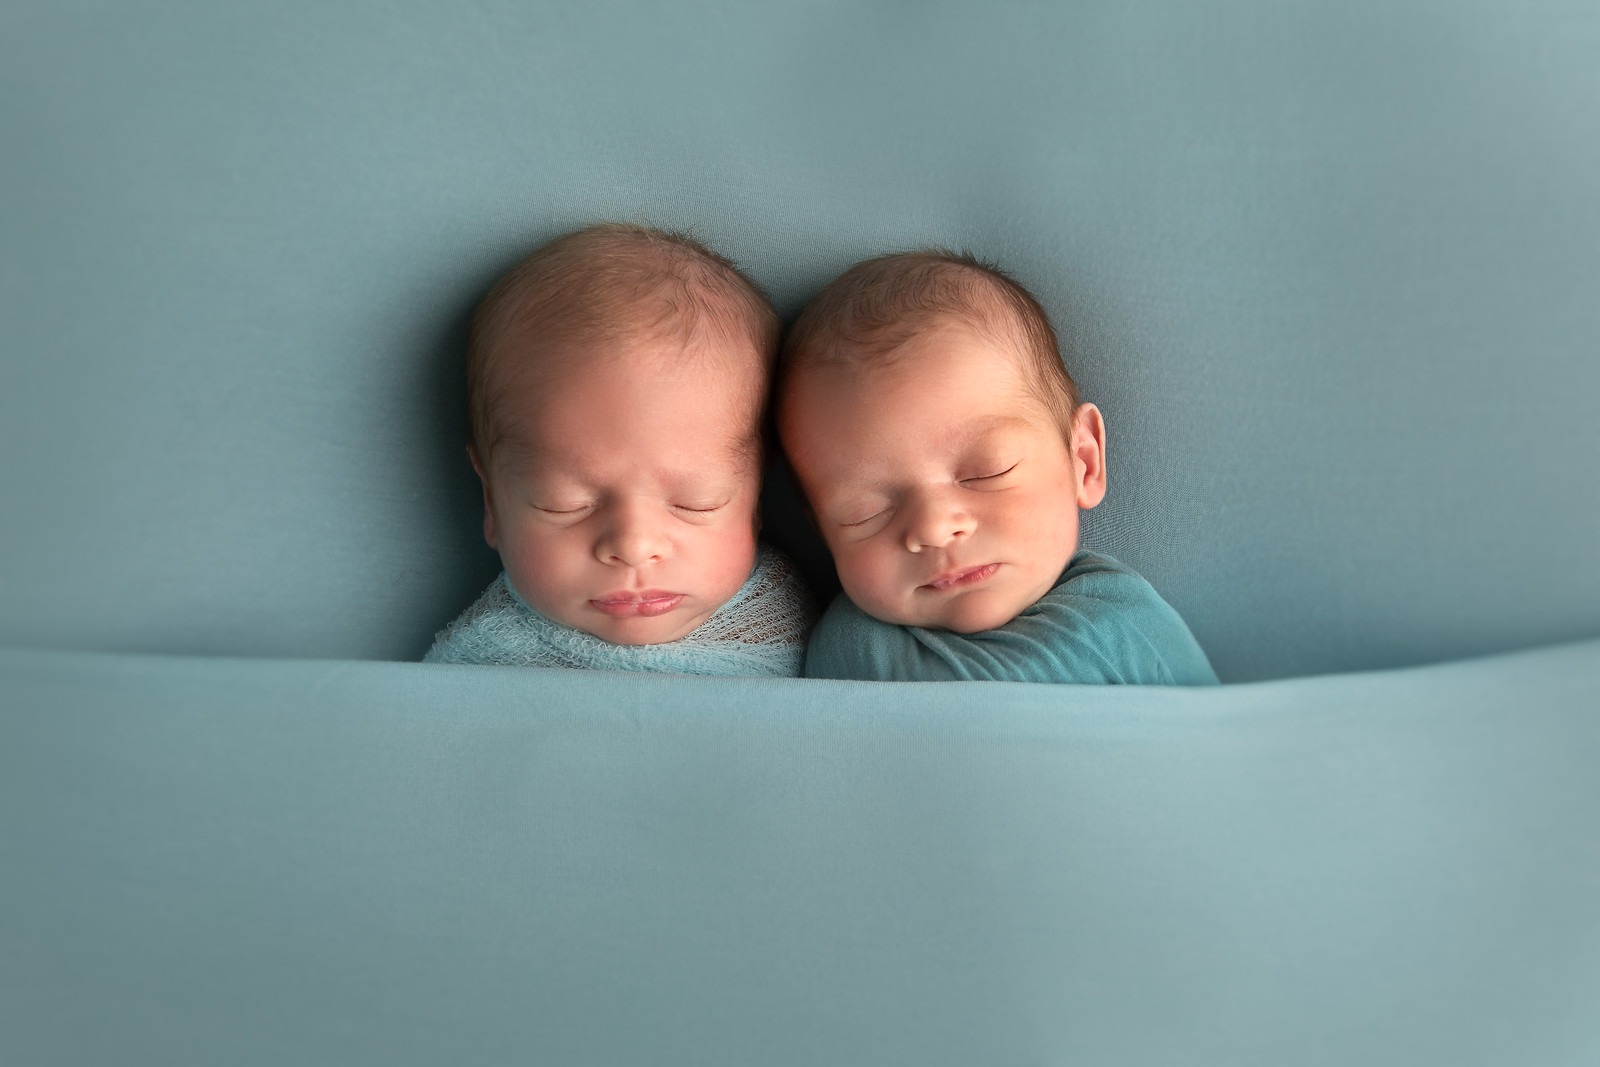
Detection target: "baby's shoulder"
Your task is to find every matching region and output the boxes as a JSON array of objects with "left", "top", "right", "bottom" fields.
[
  {"left": 1021, "top": 551, "right": 1217, "bottom": 685},
  {"left": 421, "top": 573, "right": 537, "bottom": 664},
  {"left": 1033, "top": 551, "right": 1163, "bottom": 611}
]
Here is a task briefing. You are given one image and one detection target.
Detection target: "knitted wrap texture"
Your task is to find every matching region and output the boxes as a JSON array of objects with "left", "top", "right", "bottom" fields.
[{"left": 424, "top": 544, "right": 815, "bottom": 676}]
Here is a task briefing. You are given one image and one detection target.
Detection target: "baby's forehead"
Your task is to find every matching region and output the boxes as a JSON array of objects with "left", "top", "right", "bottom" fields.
[
  {"left": 780, "top": 329, "right": 1058, "bottom": 461},
  {"left": 791, "top": 324, "right": 1035, "bottom": 404},
  {"left": 806, "top": 302, "right": 1026, "bottom": 373},
  {"left": 488, "top": 252, "right": 760, "bottom": 363},
  {"left": 491, "top": 307, "right": 761, "bottom": 379},
  {"left": 483, "top": 320, "right": 737, "bottom": 414},
  {"left": 493, "top": 431, "right": 761, "bottom": 485},
  {"left": 488, "top": 359, "right": 763, "bottom": 471}
]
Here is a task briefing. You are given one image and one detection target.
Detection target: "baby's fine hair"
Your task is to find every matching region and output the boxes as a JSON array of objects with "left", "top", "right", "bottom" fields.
[
  {"left": 779, "top": 250, "right": 1080, "bottom": 431},
  {"left": 467, "top": 222, "right": 779, "bottom": 463}
]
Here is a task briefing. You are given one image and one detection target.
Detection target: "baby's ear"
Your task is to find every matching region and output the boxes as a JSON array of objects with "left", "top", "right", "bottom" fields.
[
  {"left": 468, "top": 445, "right": 499, "bottom": 549},
  {"left": 1071, "top": 403, "right": 1108, "bottom": 509}
]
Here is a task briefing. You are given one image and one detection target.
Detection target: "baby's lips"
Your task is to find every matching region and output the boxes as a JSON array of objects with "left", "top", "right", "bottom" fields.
[
  {"left": 923, "top": 563, "right": 1000, "bottom": 591},
  {"left": 589, "top": 591, "right": 686, "bottom": 618}
]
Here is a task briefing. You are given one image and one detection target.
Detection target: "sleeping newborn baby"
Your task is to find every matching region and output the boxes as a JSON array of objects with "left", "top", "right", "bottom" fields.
[
  {"left": 425, "top": 223, "right": 814, "bottom": 675},
  {"left": 777, "top": 250, "right": 1217, "bottom": 684}
]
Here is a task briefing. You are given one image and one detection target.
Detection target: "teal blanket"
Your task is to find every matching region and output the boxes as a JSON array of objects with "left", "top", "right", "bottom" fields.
[
  {"left": 4, "top": 641, "right": 1597, "bottom": 1066},
  {"left": 805, "top": 551, "right": 1219, "bottom": 683}
]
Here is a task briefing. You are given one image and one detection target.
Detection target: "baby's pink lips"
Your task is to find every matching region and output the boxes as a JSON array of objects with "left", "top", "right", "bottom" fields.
[
  {"left": 922, "top": 563, "right": 1000, "bottom": 591},
  {"left": 590, "top": 591, "right": 685, "bottom": 618}
]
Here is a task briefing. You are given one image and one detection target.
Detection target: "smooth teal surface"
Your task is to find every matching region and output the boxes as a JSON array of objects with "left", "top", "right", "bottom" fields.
[
  {"left": 4, "top": 6, "right": 1599, "bottom": 1059},
  {"left": 3, "top": 0, "right": 1598, "bottom": 680},
  {"left": 3, "top": 643, "right": 1599, "bottom": 1065}
]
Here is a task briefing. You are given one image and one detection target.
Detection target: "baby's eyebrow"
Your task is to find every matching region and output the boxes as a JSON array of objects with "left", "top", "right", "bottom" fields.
[
  {"left": 824, "top": 415, "right": 1029, "bottom": 494},
  {"left": 658, "top": 469, "right": 745, "bottom": 494},
  {"left": 486, "top": 445, "right": 547, "bottom": 479},
  {"left": 508, "top": 454, "right": 750, "bottom": 497},
  {"left": 937, "top": 413, "right": 1032, "bottom": 451}
]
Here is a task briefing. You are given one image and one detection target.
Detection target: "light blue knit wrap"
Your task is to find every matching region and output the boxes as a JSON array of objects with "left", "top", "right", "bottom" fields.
[{"left": 423, "top": 544, "right": 816, "bottom": 677}]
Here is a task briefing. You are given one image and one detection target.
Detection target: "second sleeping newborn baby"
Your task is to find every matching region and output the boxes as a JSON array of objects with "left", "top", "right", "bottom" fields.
[
  {"left": 426, "top": 223, "right": 814, "bottom": 675},
  {"left": 778, "top": 250, "right": 1217, "bottom": 685}
]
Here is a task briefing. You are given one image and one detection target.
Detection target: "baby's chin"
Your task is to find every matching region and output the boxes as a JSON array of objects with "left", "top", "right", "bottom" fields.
[
  {"left": 917, "top": 593, "right": 1033, "bottom": 634},
  {"left": 855, "top": 562, "right": 1067, "bottom": 634},
  {"left": 568, "top": 606, "right": 715, "bottom": 646},
  {"left": 859, "top": 587, "right": 1033, "bottom": 635}
]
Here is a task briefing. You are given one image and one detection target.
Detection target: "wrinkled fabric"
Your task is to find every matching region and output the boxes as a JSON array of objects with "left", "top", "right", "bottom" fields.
[{"left": 805, "top": 551, "right": 1218, "bottom": 684}]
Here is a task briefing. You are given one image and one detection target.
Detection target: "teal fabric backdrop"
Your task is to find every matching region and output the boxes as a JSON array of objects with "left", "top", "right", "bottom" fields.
[
  {"left": 3, "top": 0, "right": 1598, "bottom": 681},
  {"left": 4, "top": 5, "right": 1600, "bottom": 1064}
]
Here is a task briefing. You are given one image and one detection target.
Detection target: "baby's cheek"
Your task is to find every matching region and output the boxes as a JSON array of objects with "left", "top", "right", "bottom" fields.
[
  {"left": 505, "top": 529, "right": 583, "bottom": 607},
  {"left": 1017, "top": 501, "right": 1079, "bottom": 586},
  {"left": 835, "top": 545, "right": 901, "bottom": 618},
  {"left": 700, "top": 521, "right": 760, "bottom": 597}
]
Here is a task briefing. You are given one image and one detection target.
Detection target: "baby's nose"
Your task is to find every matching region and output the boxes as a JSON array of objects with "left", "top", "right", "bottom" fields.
[
  {"left": 595, "top": 505, "right": 669, "bottom": 566},
  {"left": 902, "top": 492, "right": 973, "bottom": 552}
]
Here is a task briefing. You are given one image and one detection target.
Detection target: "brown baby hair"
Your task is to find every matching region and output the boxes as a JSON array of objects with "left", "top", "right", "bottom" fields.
[
  {"left": 467, "top": 222, "right": 780, "bottom": 467},
  {"left": 778, "top": 249, "right": 1080, "bottom": 433}
]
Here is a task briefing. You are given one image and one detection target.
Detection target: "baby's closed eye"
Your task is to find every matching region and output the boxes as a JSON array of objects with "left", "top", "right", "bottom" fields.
[
  {"left": 836, "top": 503, "right": 894, "bottom": 529},
  {"left": 671, "top": 500, "right": 730, "bottom": 516},
  {"left": 959, "top": 461, "right": 1019, "bottom": 486}
]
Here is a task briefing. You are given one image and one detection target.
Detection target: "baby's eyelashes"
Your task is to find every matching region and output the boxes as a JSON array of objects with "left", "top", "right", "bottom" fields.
[
  {"left": 830, "top": 462, "right": 1019, "bottom": 527},
  {"left": 958, "top": 462, "right": 1019, "bottom": 486},
  {"left": 530, "top": 499, "right": 733, "bottom": 522},
  {"left": 669, "top": 501, "right": 732, "bottom": 522},
  {"left": 838, "top": 506, "right": 893, "bottom": 529}
]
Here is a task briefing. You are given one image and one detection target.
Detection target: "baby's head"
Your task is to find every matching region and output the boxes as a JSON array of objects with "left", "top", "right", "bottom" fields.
[
  {"left": 467, "top": 223, "right": 778, "bottom": 645},
  {"left": 777, "top": 251, "right": 1106, "bottom": 634}
]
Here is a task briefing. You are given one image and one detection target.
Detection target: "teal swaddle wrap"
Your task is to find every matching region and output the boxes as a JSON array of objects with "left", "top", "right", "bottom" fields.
[
  {"left": 804, "top": 550, "right": 1218, "bottom": 684},
  {"left": 425, "top": 544, "right": 816, "bottom": 676}
]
